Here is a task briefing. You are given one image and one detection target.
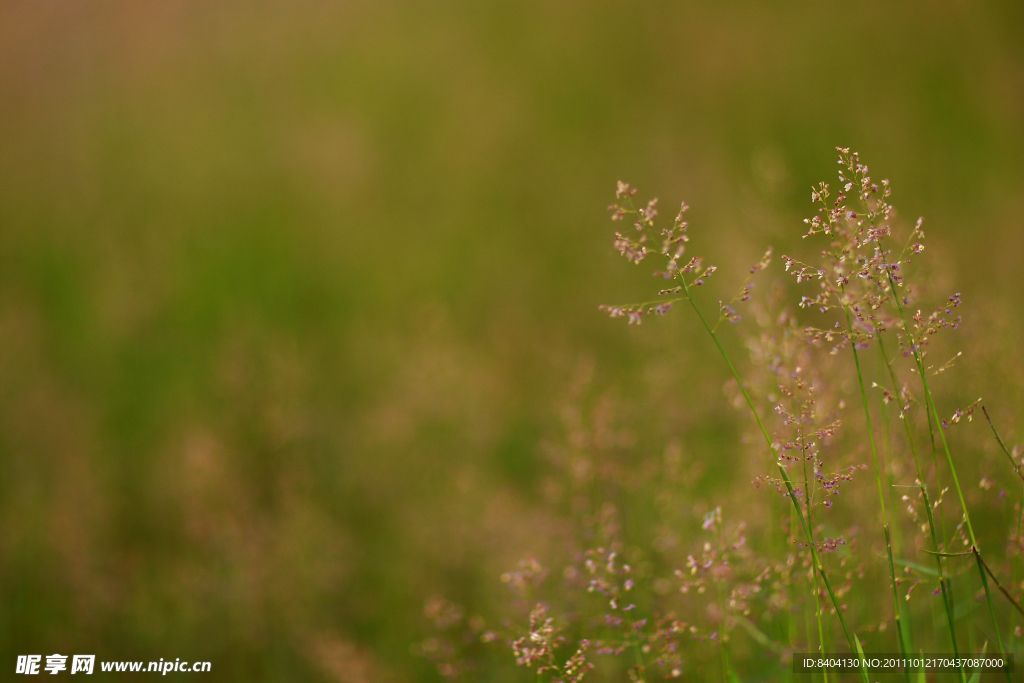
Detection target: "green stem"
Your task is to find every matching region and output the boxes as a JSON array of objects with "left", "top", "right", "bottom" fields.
[
  {"left": 886, "top": 272, "right": 1009, "bottom": 682},
  {"left": 841, "top": 295, "right": 910, "bottom": 682},
  {"left": 980, "top": 408, "right": 1024, "bottom": 648},
  {"left": 715, "top": 524, "right": 734, "bottom": 683},
  {"left": 803, "top": 435, "right": 829, "bottom": 683},
  {"left": 680, "top": 279, "right": 867, "bottom": 682},
  {"left": 1017, "top": 481, "right": 1024, "bottom": 643},
  {"left": 877, "top": 336, "right": 964, "bottom": 681},
  {"left": 631, "top": 639, "right": 647, "bottom": 683},
  {"left": 982, "top": 406, "right": 1024, "bottom": 483},
  {"left": 973, "top": 547, "right": 1024, "bottom": 618}
]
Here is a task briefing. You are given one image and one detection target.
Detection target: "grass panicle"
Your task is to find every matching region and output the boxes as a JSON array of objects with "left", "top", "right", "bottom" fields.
[{"left": 420, "top": 149, "right": 1023, "bottom": 683}]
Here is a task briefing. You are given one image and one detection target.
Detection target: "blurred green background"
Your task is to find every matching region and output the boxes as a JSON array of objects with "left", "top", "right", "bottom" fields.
[{"left": 1, "top": 0, "right": 1023, "bottom": 680}]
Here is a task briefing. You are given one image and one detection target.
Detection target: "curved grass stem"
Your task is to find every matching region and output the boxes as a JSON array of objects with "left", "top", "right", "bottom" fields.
[
  {"left": 979, "top": 407, "right": 1024, "bottom": 647},
  {"left": 841, "top": 295, "right": 910, "bottom": 683},
  {"left": 886, "top": 271, "right": 1010, "bottom": 683},
  {"left": 715, "top": 524, "right": 735, "bottom": 683},
  {"left": 982, "top": 407, "right": 1024, "bottom": 483},
  {"left": 803, "top": 437, "right": 829, "bottom": 683},
  {"left": 877, "top": 336, "right": 964, "bottom": 682},
  {"left": 680, "top": 278, "right": 868, "bottom": 683}
]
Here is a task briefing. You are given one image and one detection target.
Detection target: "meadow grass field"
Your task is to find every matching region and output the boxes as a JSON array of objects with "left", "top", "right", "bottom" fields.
[{"left": 1, "top": 1, "right": 1023, "bottom": 680}]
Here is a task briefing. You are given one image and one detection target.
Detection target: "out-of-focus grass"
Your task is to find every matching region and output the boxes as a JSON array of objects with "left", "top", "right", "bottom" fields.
[{"left": 0, "top": 1, "right": 1022, "bottom": 680}]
